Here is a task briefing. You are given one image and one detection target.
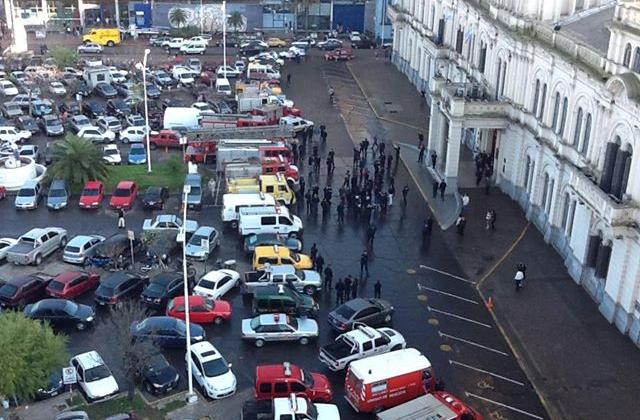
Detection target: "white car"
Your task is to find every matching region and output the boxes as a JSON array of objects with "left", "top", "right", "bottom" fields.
[
  {"left": 48, "top": 81, "right": 67, "bottom": 95},
  {"left": 189, "top": 36, "right": 210, "bottom": 45},
  {"left": 119, "top": 126, "right": 146, "bottom": 143},
  {"left": 96, "top": 116, "right": 122, "bottom": 133},
  {"left": 279, "top": 116, "right": 314, "bottom": 133},
  {"left": 77, "top": 42, "right": 103, "bottom": 54},
  {"left": 102, "top": 144, "right": 122, "bottom": 165},
  {"left": 0, "top": 238, "right": 18, "bottom": 261},
  {"left": 188, "top": 341, "right": 236, "bottom": 399},
  {"left": 63, "top": 234, "right": 105, "bottom": 264},
  {"left": 108, "top": 67, "right": 127, "bottom": 83},
  {"left": 194, "top": 269, "right": 240, "bottom": 300},
  {"left": 241, "top": 313, "right": 319, "bottom": 347},
  {"left": 192, "top": 102, "right": 213, "bottom": 112},
  {"left": 163, "top": 37, "right": 184, "bottom": 49},
  {"left": 279, "top": 46, "right": 306, "bottom": 59},
  {"left": 0, "top": 80, "right": 18, "bottom": 96},
  {"left": 180, "top": 41, "right": 207, "bottom": 55},
  {"left": 70, "top": 351, "right": 119, "bottom": 402},
  {"left": 0, "top": 125, "right": 32, "bottom": 143},
  {"left": 77, "top": 126, "right": 116, "bottom": 143},
  {"left": 216, "top": 65, "right": 241, "bottom": 78}
]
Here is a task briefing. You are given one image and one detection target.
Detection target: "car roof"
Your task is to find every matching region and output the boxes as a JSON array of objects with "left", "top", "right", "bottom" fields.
[
  {"left": 157, "top": 214, "right": 177, "bottom": 222},
  {"left": 256, "top": 313, "right": 290, "bottom": 325},
  {"left": 67, "top": 235, "right": 95, "bottom": 246},
  {"left": 342, "top": 297, "right": 374, "bottom": 312},
  {"left": 7, "top": 274, "right": 41, "bottom": 286},
  {"left": 257, "top": 363, "right": 303, "bottom": 381},
  {"left": 73, "top": 350, "right": 106, "bottom": 370},
  {"left": 194, "top": 226, "right": 215, "bottom": 236},
  {"left": 349, "top": 348, "right": 431, "bottom": 384},
  {"left": 102, "top": 271, "right": 134, "bottom": 286},
  {"left": 54, "top": 271, "right": 86, "bottom": 284},
  {"left": 171, "top": 295, "right": 205, "bottom": 306},
  {"left": 115, "top": 181, "right": 135, "bottom": 189},
  {"left": 254, "top": 245, "right": 291, "bottom": 258},
  {"left": 151, "top": 271, "right": 182, "bottom": 286},
  {"left": 140, "top": 316, "right": 176, "bottom": 328},
  {"left": 191, "top": 341, "right": 222, "bottom": 361}
]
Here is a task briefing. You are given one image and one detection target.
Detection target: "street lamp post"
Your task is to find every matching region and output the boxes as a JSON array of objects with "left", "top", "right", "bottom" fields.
[
  {"left": 200, "top": 0, "right": 204, "bottom": 34},
  {"left": 142, "top": 48, "right": 152, "bottom": 173},
  {"left": 223, "top": 0, "right": 227, "bottom": 77},
  {"left": 182, "top": 184, "right": 197, "bottom": 404}
]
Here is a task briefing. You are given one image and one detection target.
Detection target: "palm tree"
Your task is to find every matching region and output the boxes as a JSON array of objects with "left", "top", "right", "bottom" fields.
[
  {"left": 227, "top": 11, "right": 244, "bottom": 32},
  {"left": 49, "top": 135, "right": 109, "bottom": 192},
  {"left": 169, "top": 7, "right": 188, "bottom": 28}
]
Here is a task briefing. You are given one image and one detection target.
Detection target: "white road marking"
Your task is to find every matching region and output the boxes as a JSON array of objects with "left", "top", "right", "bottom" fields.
[
  {"left": 427, "top": 306, "right": 492, "bottom": 328},
  {"left": 450, "top": 360, "right": 525, "bottom": 386},
  {"left": 465, "top": 392, "right": 544, "bottom": 419},
  {"left": 419, "top": 264, "right": 476, "bottom": 284},
  {"left": 418, "top": 283, "right": 479, "bottom": 304},
  {"left": 438, "top": 331, "right": 509, "bottom": 356}
]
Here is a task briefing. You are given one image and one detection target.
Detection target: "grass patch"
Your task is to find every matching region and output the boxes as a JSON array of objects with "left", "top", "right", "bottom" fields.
[
  {"left": 105, "top": 156, "right": 187, "bottom": 192},
  {"left": 67, "top": 392, "right": 185, "bottom": 420}
]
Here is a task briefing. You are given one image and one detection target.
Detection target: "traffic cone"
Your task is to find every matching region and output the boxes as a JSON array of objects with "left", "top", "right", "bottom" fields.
[{"left": 486, "top": 297, "right": 494, "bottom": 311}]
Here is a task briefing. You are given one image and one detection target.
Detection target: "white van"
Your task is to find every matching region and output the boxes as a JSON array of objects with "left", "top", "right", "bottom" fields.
[
  {"left": 238, "top": 205, "right": 303, "bottom": 237},
  {"left": 180, "top": 41, "right": 207, "bottom": 55},
  {"left": 216, "top": 78, "right": 232, "bottom": 96},
  {"left": 222, "top": 193, "right": 276, "bottom": 227},
  {"left": 246, "top": 63, "right": 281, "bottom": 80},
  {"left": 163, "top": 107, "right": 202, "bottom": 130},
  {"left": 172, "top": 65, "right": 196, "bottom": 87}
]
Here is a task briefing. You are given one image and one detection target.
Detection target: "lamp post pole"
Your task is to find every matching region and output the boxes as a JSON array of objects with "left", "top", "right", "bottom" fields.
[
  {"left": 182, "top": 185, "right": 197, "bottom": 404},
  {"left": 142, "top": 48, "right": 152, "bottom": 173}
]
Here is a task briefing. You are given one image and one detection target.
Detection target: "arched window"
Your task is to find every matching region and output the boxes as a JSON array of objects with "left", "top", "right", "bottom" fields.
[
  {"left": 559, "top": 97, "right": 569, "bottom": 136},
  {"left": 619, "top": 145, "right": 633, "bottom": 199},
  {"left": 634, "top": 47, "right": 640, "bottom": 73},
  {"left": 532, "top": 79, "right": 540, "bottom": 115},
  {"left": 573, "top": 107, "right": 583, "bottom": 146},
  {"left": 581, "top": 113, "right": 592, "bottom": 156},
  {"left": 538, "top": 84, "right": 547, "bottom": 119},
  {"left": 479, "top": 42, "right": 487, "bottom": 73},
  {"left": 551, "top": 92, "right": 561, "bottom": 130},
  {"left": 495, "top": 58, "right": 502, "bottom": 99},
  {"left": 561, "top": 193, "right": 571, "bottom": 230},
  {"left": 541, "top": 173, "right": 550, "bottom": 209},
  {"left": 430, "top": 5, "right": 436, "bottom": 30},
  {"left": 524, "top": 156, "right": 531, "bottom": 191},
  {"left": 500, "top": 62, "right": 507, "bottom": 96},
  {"left": 623, "top": 43, "right": 632, "bottom": 67}
]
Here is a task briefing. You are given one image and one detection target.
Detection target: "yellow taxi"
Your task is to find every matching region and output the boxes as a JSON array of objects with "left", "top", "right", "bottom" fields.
[
  {"left": 266, "top": 37, "right": 288, "bottom": 48},
  {"left": 253, "top": 245, "right": 313, "bottom": 270}
]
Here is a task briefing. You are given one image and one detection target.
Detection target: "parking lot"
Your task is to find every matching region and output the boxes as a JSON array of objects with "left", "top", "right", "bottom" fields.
[{"left": 1, "top": 36, "right": 549, "bottom": 419}]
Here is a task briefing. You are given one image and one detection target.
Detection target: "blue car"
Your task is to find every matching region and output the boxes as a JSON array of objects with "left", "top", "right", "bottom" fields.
[
  {"left": 128, "top": 143, "right": 147, "bottom": 165},
  {"left": 130, "top": 316, "right": 205, "bottom": 348}
]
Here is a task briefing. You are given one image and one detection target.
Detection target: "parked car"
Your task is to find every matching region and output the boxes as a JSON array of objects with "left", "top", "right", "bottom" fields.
[
  {"left": 48, "top": 81, "right": 67, "bottom": 95},
  {"left": 24, "top": 298, "right": 95, "bottom": 330},
  {"left": 97, "top": 116, "right": 122, "bottom": 133},
  {"left": 14, "top": 179, "right": 42, "bottom": 210},
  {"left": 145, "top": 83, "right": 161, "bottom": 99},
  {"left": 317, "top": 38, "right": 343, "bottom": 50},
  {"left": 324, "top": 48, "right": 354, "bottom": 61},
  {"left": 106, "top": 98, "right": 132, "bottom": 117},
  {"left": 81, "top": 101, "right": 106, "bottom": 119},
  {"left": 327, "top": 298, "right": 395, "bottom": 332},
  {"left": 0, "top": 125, "right": 32, "bottom": 143},
  {"left": 193, "top": 269, "right": 240, "bottom": 300},
  {"left": 60, "top": 100, "right": 82, "bottom": 116},
  {"left": 140, "top": 271, "right": 187, "bottom": 309},
  {"left": 1, "top": 101, "right": 23, "bottom": 118},
  {"left": 16, "top": 115, "right": 39, "bottom": 133},
  {"left": 62, "top": 235, "right": 105, "bottom": 264},
  {"left": 243, "top": 233, "right": 302, "bottom": 255},
  {"left": 126, "top": 114, "right": 145, "bottom": 128},
  {"left": 102, "top": 144, "right": 122, "bottom": 165},
  {"left": 0, "top": 79, "right": 19, "bottom": 95},
  {"left": 94, "top": 83, "right": 117, "bottom": 98},
  {"left": 187, "top": 341, "right": 236, "bottom": 399},
  {"left": 254, "top": 362, "right": 332, "bottom": 402},
  {"left": 167, "top": 295, "right": 232, "bottom": 325},
  {"left": 77, "top": 125, "right": 115, "bottom": 143},
  {"left": 0, "top": 272, "right": 53, "bottom": 309},
  {"left": 109, "top": 181, "right": 138, "bottom": 210},
  {"left": 141, "top": 353, "right": 180, "bottom": 395},
  {"left": 127, "top": 143, "right": 147, "bottom": 164},
  {"left": 0, "top": 237, "right": 18, "bottom": 261},
  {"left": 47, "top": 179, "right": 69, "bottom": 210},
  {"left": 153, "top": 70, "right": 174, "bottom": 88},
  {"left": 142, "top": 214, "right": 198, "bottom": 235},
  {"left": 185, "top": 226, "right": 220, "bottom": 260},
  {"left": 46, "top": 271, "right": 101, "bottom": 299},
  {"left": 35, "top": 371, "right": 65, "bottom": 400},
  {"left": 77, "top": 42, "right": 103, "bottom": 54},
  {"left": 95, "top": 271, "right": 148, "bottom": 306},
  {"left": 69, "top": 115, "right": 92, "bottom": 133},
  {"left": 130, "top": 316, "right": 204, "bottom": 348},
  {"left": 114, "top": 81, "right": 135, "bottom": 97},
  {"left": 241, "top": 313, "right": 318, "bottom": 347},
  {"left": 5, "top": 227, "right": 67, "bottom": 265},
  {"left": 18, "top": 144, "right": 41, "bottom": 162},
  {"left": 70, "top": 351, "right": 119, "bottom": 401},
  {"left": 79, "top": 181, "right": 104, "bottom": 209},
  {"left": 39, "top": 114, "right": 65, "bottom": 136},
  {"left": 142, "top": 186, "right": 169, "bottom": 210}
]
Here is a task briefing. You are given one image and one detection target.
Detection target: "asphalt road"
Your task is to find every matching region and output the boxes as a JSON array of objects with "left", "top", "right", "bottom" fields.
[{"left": 0, "top": 41, "right": 548, "bottom": 420}]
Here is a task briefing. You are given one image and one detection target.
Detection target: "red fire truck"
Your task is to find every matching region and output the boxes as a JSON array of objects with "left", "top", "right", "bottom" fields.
[{"left": 376, "top": 392, "right": 484, "bottom": 420}]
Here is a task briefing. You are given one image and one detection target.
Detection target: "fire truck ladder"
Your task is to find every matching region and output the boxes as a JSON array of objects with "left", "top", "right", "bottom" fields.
[{"left": 185, "top": 126, "right": 296, "bottom": 142}]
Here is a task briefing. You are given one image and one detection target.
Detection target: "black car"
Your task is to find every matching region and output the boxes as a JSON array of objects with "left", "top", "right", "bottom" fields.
[
  {"left": 351, "top": 37, "right": 376, "bottom": 49},
  {"left": 94, "top": 82, "right": 117, "bottom": 98},
  {"left": 244, "top": 233, "right": 302, "bottom": 255},
  {"left": 145, "top": 83, "right": 161, "bottom": 99},
  {"left": 114, "top": 82, "right": 135, "bottom": 97},
  {"left": 211, "top": 100, "right": 233, "bottom": 114},
  {"left": 161, "top": 98, "right": 187, "bottom": 110},
  {"left": 24, "top": 298, "right": 95, "bottom": 331},
  {"left": 140, "top": 271, "right": 188, "bottom": 309},
  {"left": 35, "top": 371, "right": 64, "bottom": 400},
  {"left": 16, "top": 115, "right": 40, "bottom": 134},
  {"left": 82, "top": 101, "right": 105, "bottom": 119},
  {"left": 107, "top": 98, "right": 132, "bottom": 117},
  {"left": 60, "top": 100, "right": 81, "bottom": 116},
  {"left": 95, "top": 272, "right": 148, "bottom": 307},
  {"left": 318, "top": 39, "right": 343, "bottom": 51},
  {"left": 74, "top": 81, "right": 91, "bottom": 97},
  {"left": 327, "top": 298, "right": 394, "bottom": 332},
  {"left": 141, "top": 353, "right": 180, "bottom": 395},
  {"left": 130, "top": 316, "right": 204, "bottom": 348},
  {"left": 142, "top": 186, "right": 169, "bottom": 210}
]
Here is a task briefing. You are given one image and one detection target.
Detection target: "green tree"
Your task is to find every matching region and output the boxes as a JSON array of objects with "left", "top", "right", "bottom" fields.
[
  {"left": 169, "top": 7, "right": 189, "bottom": 28},
  {"left": 49, "top": 135, "right": 109, "bottom": 192},
  {"left": 50, "top": 47, "right": 78, "bottom": 68},
  {"left": 0, "top": 312, "right": 68, "bottom": 402},
  {"left": 227, "top": 11, "right": 244, "bottom": 32}
]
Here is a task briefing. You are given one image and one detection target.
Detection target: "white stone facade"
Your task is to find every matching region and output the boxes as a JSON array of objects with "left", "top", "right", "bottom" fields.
[{"left": 387, "top": 0, "right": 640, "bottom": 346}]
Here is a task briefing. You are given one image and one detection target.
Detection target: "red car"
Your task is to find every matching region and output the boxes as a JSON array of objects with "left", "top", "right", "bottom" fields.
[
  {"left": 324, "top": 48, "right": 354, "bottom": 61},
  {"left": 0, "top": 273, "right": 53, "bottom": 309},
  {"left": 254, "top": 362, "right": 333, "bottom": 402},
  {"left": 46, "top": 271, "right": 100, "bottom": 299},
  {"left": 79, "top": 181, "right": 104, "bottom": 209},
  {"left": 109, "top": 181, "right": 138, "bottom": 210},
  {"left": 166, "top": 295, "right": 232, "bottom": 325},
  {"left": 149, "top": 130, "right": 182, "bottom": 149}
]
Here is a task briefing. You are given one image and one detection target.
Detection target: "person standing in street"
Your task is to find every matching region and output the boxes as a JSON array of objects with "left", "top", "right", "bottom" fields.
[
  {"left": 343, "top": 276, "right": 352, "bottom": 302},
  {"left": 335, "top": 279, "right": 345, "bottom": 304},
  {"left": 455, "top": 215, "right": 466, "bottom": 235},
  {"left": 418, "top": 145, "right": 425, "bottom": 163},
  {"left": 360, "top": 250, "right": 369, "bottom": 278},
  {"left": 337, "top": 202, "right": 345, "bottom": 224},
  {"left": 432, "top": 181, "right": 438, "bottom": 198},
  {"left": 490, "top": 209, "right": 497, "bottom": 230},
  {"left": 316, "top": 254, "right": 325, "bottom": 275},
  {"left": 310, "top": 243, "right": 318, "bottom": 264},
  {"left": 324, "top": 265, "right": 333, "bottom": 291},
  {"left": 402, "top": 185, "right": 409, "bottom": 204},
  {"left": 439, "top": 180, "right": 447, "bottom": 200},
  {"left": 431, "top": 152, "right": 437, "bottom": 170},
  {"left": 117, "top": 209, "right": 126, "bottom": 229},
  {"left": 418, "top": 131, "right": 424, "bottom": 146},
  {"left": 351, "top": 277, "right": 358, "bottom": 299},
  {"left": 485, "top": 211, "right": 492, "bottom": 230},
  {"left": 374, "top": 279, "right": 382, "bottom": 298}
]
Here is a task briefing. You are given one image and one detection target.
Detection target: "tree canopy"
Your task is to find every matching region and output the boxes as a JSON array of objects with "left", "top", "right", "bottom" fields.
[{"left": 49, "top": 135, "right": 110, "bottom": 192}]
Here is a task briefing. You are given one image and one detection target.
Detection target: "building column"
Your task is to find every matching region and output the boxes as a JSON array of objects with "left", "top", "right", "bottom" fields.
[
  {"left": 427, "top": 103, "right": 442, "bottom": 156},
  {"left": 444, "top": 121, "right": 463, "bottom": 192}
]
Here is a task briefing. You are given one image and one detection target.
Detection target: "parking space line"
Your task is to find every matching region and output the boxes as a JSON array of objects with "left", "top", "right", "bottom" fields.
[
  {"left": 418, "top": 283, "right": 479, "bottom": 304},
  {"left": 450, "top": 360, "right": 525, "bottom": 386},
  {"left": 419, "top": 264, "right": 476, "bottom": 284},
  {"left": 465, "top": 392, "right": 544, "bottom": 419},
  {"left": 438, "top": 331, "right": 509, "bottom": 356},
  {"left": 427, "top": 306, "right": 492, "bottom": 328}
]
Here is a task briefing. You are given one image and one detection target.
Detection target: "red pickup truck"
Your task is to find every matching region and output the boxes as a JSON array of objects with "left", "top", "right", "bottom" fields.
[
  {"left": 148, "top": 130, "right": 182, "bottom": 149},
  {"left": 325, "top": 48, "right": 355, "bottom": 61}
]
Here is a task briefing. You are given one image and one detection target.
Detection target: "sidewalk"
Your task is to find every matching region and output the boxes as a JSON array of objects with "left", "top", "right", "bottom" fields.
[{"left": 348, "top": 51, "right": 640, "bottom": 419}]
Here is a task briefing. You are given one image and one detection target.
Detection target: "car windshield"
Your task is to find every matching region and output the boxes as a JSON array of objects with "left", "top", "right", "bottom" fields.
[
  {"left": 335, "top": 305, "right": 356, "bottom": 319},
  {"left": 104, "top": 149, "right": 118, "bottom": 156},
  {"left": 49, "top": 188, "right": 66, "bottom": 197},
  {"left": 189, "top": 234, "right": 207, "bottom": 246},
  {"left": 198, "top": 279, "right": 216, "bottom": 290},
  {"left": 108, "top": 120, "right": 120, "bottom": 127},
  {"left": 189, "top": 186, "right": 201, "bottom": 196},
  {"left": 47, "top": 119, "right": 61, "bottom": 127},
  {"left": 83, "top": 188, "right": 100, "bottom": 196},
  {"left": 130, "top": 147, "right": 145, "bottom": 155},
  {"left": 75, "top": 117, "right": 89, "bottom": 125},
  {"left": 84, "top": 365, "right": 111, "bottom": 382},
  {"left": 202, "top": 358, "right": 229, "bottom": 377},
  {"left": 0, "top": 284, "right": 18, "bottom": 297},
  {"left": 301, "top": 369, "right": 314, "bottom": 387},
  {"left": 47, "top": 280, "right": 65, "bottom": 291},
  {"left": 113, "top": 188, "right": 130, "bottom": 197},
  {"left": 17, "top": 188, "right": 35, "bottom": 197},
  {"left": 145, "top": 282, "right": 166, "bottom": 294}
]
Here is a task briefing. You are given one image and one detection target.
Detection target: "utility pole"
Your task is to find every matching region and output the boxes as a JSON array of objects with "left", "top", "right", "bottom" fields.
[{"left": 114, "top": 0, "right": 120, "bottom": 28}]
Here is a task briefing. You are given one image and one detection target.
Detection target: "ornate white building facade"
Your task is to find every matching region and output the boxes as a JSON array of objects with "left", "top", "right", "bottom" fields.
[{"left": 387, "top": 0, "right": 640, "bottom": 346}]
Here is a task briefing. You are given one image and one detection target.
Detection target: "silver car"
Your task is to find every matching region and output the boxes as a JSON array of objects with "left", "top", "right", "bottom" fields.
[
  {"left": 63, "top": 235, "right": 106, "bottom": 264},
  {"left": 241, "top": 313, "right": 318, "bottom": 347},
  {"left": 185, "top": 226, "right": 220, "bottom": 261},
  {"left": 15, "top": 180, "right": 42, "bottom": 210}
]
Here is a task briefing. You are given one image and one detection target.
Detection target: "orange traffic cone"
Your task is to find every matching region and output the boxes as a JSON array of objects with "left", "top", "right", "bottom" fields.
[{"left": 486, "top": 297, "right": 494, "bottom": 311}]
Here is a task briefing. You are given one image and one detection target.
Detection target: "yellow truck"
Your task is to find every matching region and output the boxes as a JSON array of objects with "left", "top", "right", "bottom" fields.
[
  {"left": 82, "top": 28, "right": 121, "bottom": 46},
  {"left": 227, "top": 174, "right": 296, "bottom": 205}
]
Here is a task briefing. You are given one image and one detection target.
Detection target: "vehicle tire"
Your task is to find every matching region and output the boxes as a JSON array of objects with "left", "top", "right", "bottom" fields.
[
  {"left": 231, "top": 221, "right": 238, "bottom": 229},
  {"left": 122, "top": 137, "right": 129, "bottom": 144},
  {"left": 60, "top": 236, "right": 67, "bottom": 247},
  {"left": 107, "top": 41, "right": 115, "bottom": 47},
  {"left": 214, "top": 316, "right": 224, "bottom": 325},
  {"left": 384, "top": 314, "right": 392, "bottom": 323},
  {"left": 299, "top": 337, "right": 309, "bottom": 345},
  {"left": 288, "top": 232, "right": 298, "bottom": 239},
  {"left": 304, "top": 285, "right": 316, "bottom": 296},
  {"left": 34, "top": 254, "right": 42, "bottom": 266},
  {"left": 255, "top": 339, "right": 265, "bottom": 348},
  {"left": 76, "top": 322, "right": 86, "bottom": 331}
]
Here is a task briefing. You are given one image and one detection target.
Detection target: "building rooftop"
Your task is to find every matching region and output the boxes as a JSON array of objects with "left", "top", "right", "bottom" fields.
[{"left": 561, "top": 5, "right": 615, "bottom": 54}]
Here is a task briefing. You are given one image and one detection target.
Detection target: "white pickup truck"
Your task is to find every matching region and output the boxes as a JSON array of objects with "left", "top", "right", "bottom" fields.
[
  {"left": 318, "top": 325, "right": 406, "bottom": 371},
  {"left": 5, "top": 227, "right": 68, "bottom": 266},
  {"left": 242, "top": 394, "right": 340, "bottom": 420}
]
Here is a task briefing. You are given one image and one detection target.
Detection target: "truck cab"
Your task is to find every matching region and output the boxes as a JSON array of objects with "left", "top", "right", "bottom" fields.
[
  {"left": 255, "top": 362, "right": 333, "bottom": 403},
  {"left": 241, "top": 394, "right": 340, "bottom": 420}
]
